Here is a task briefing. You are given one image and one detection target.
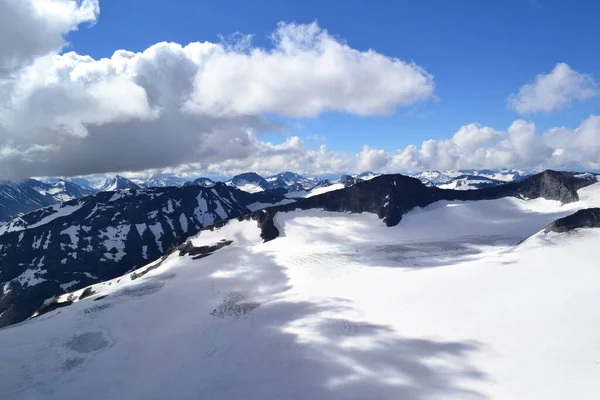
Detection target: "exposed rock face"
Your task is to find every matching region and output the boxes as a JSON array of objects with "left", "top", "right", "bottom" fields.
[
  {"left": 0, "top": 179, "right": 95, "bottom": 223},
  {"left": 543, "top": 208, "right": 600, "bottom": 233},
  {"left": 500, "top": 170, "right": 592, "bottom": 204},
  {"left": 340, "top": 175, "right": 364, "bottom": 188},
  {"left": 0, "top": 184, "right": 289, "bottom": 328}
]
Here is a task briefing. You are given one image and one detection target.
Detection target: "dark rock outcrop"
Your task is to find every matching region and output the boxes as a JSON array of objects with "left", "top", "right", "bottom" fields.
[{"left": 543, "top": 208, "right": 600, "bottom": 233}]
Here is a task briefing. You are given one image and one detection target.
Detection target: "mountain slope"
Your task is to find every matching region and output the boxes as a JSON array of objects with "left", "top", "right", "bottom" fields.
[
  {"left": 102, "top": 175, "right": 140, "bottom": 191},
  {"left": 184, "top": 177, "right": 216, "bottom": 187},
  {"left": 266, "top": 171, "right": 318, "bottom": 190},
  {"left": 0, "top": 184, "right": 290, "bottom": 328},
  {"left": 0, "top": 179, "right": 95, "bottom": 224},
  {"left": 228, "top": 172, "right": 271, "bottom": 193},
  {"left": 2, "top": 179, "right": 600, "bottom": 399},
  {"left": 137, "top": 176, "right": 189, "bottom": 188},
  {"left": 32, "top": 179, "right": 97, "bottom": 202}
]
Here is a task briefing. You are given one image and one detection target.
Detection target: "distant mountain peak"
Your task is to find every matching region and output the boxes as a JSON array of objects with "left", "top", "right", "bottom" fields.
[{"left": 103, "top": 176, "right": 140, "bottom": 192}]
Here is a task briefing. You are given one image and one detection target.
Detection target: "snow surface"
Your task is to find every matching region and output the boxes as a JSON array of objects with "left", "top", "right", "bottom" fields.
[
  {"left": 230, "top": 181, "right": 265, "bottom": 193},
  {"left": 2, "top": 184, "right": 600, "bottom": 399},
  {"left": 99, "top": 225, "right": 130, "bottom": 262},
  {"left": 0, "top": 203, "right": 83, "bottom": 234},
  {"left": 306, "top": 183, "right": 345, "bottom": 197},
  {"left": 285, "top": 182, "right": 347, "bottom": 199},
  {"left": 438, "top": 179, "right": 495, "bottom": 190}
]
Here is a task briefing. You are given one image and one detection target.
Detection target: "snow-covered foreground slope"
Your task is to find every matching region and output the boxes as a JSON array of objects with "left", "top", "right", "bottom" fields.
[{"left": 2, "top": 184, "right": 600, "bottom": 399}]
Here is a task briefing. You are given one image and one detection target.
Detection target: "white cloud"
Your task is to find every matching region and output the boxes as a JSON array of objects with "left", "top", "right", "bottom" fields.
[
  {"left": 186, "top": 22, "right": 434, "bottom": 117},
  {"left": 126, "top": 115, "right": 600, "bottom": 177},
  {"left": 356, "top": 145, "right": 388, "bottom": 172},
  {"left": 507, "top": 63, "right": 597, "bottom": 114},
  {"left": 0, "top": 4, "right": 435, "bottom": 180},
  {"left": 0, "top": 0, "right": 99, "bottom": 76}
]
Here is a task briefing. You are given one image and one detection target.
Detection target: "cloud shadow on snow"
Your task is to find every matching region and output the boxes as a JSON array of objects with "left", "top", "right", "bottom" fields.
[{"left": 163, "top": 249, "right": 489, "bottom": 400}]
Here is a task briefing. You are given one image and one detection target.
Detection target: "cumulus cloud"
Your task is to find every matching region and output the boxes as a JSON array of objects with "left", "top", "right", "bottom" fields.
[
  {"left": 0, "top": 0, "right": 98, "bottom": 76},
  {"left": 0, "top": 3, "right": 435, "bottom": 180},
  {"left": 186, "top": 22, "right": 434, "bottom": 117},
  {"left": 385, "top": 115, "right": 598, "bottom": 173},
  {"left": 129, "top": 115, "right": 599, "bottom": 178},
  {"left": 507, "top": 63, "right": 597, "bottom": 114}
]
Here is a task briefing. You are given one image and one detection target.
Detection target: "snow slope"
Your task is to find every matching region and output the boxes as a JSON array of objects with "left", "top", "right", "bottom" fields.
[{"left": 2, "top": 184, "right": 600, "bottom": 399}]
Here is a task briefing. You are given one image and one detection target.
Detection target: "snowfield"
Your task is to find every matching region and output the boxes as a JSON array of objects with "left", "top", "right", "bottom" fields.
[{"left": 2, "top": 183, "right": 600, "bottom": 399}]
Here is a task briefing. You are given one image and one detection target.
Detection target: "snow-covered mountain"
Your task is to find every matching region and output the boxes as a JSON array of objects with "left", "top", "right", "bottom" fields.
[
  {"left": 135, "top": 176, "right": 189, "bottom": 188},
  {"left": 410, "top": 168, "right": 536, "bottom": 187},
  {"left": 0, "top": 181, "right": 55, "bottom": 223},
  {"left": 32, "top": 179, "right": 96, "bottom": 202},
  {"left": 0, "top": 179, "right": 95, "bottom": 224},
  {"left": 356, "top": 171, "right": 380, "bottom": 180},
  {"left": 0, "top": 184, "right": 292, "bottom": 328},
  {"left": 2, "top": 171, "right": 599, "bottom": 399},
  {"left": 184, "top": 177, "right": 216, "bottom": 188},
  {"left": 227, "top": 172, "right": 272, "bottom": 193},
  {"left": 100, "top": 175, "right": 141, "bottom": 191},
  {"left": 266, "top": 171, "right": 319, "bottom": 190},
  {"left": 437, "top": 174, "right": 505, "bottom": 190},
  {"left": 227, "top": 172, "right": 322, "bottom": 193}
]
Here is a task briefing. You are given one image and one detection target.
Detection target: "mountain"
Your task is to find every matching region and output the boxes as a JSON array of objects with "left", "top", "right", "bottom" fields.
[
  {"left": 242, "top": 170, "right": 597, "bottom": 229},
  {"left": 3, "top": 171, "right": 600, "bottom": 399},
  {"left": 228, "top": 172, "right": 272, "bottom": 193},
  {"left": 101, "top": 175, "right": 141, "bottom": 191},
  {"left": 463, "top": 168, "right": 536, "bottom": 182},
  {"left": 437, "top": 174, "right": 505, "bottom": 190},
  {"left": 356, "top": 171, "right": 380, "bottom": 180},
  {"left": 0, "top": 181, "right": 55, "bottom": 223},
  {"left": 543, "top": 207, "right": 600, "bottom": 233},
  {"left": 410, "top": 168, "right": 535, "bottom": 187},
  {"left": 184, "top": 177, "right": 216, "bottom": 187},
  {"left": 410, "top": 170, "right": 460, "bottom": 186},
  {"left": 137, "top": 176, "right": 189, "bottom": 188},
  {"left": 0, "top": 179, "right": 95, "bottom": 224},
  {"left": 340, "top": 174, "right": 364, "bottom": 187},
  {"left": 0, "top": 184, "right": 291, "bottom": 328},
  {"left": 31, "top": 179, "right": 96, "bottom": 202},
  {"left": 266, "top": 171, "right": 319, "bottom": 190}
]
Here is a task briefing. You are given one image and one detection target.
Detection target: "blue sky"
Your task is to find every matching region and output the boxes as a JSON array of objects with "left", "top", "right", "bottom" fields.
[{"left": 67, "top": 0, "right": 600, "bottom": 153}]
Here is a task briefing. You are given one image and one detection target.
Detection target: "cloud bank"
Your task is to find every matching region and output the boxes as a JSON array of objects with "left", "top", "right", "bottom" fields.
[{"left": 173, "top": 115, "right": 599, "bottom": 177}]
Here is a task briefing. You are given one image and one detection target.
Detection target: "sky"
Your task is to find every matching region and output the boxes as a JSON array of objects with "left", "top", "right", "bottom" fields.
[{"left": 0, "top": 0, "right": 599, "bottom": 179}]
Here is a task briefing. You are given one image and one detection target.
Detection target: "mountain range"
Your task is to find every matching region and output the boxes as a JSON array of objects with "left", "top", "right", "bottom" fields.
[
  {"left": 0, "top": 168, "right": 536, "bottom": 226},
  {"left": 0, "top": 169, "right": 593, "bottom": 328}
]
